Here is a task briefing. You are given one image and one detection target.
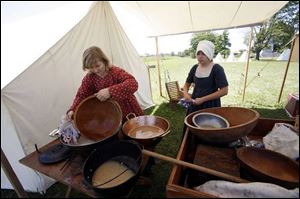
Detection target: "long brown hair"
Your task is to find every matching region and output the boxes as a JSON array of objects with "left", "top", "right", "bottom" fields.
[{"left": 82, "top": 46, "right": 111, "bottom": 71}]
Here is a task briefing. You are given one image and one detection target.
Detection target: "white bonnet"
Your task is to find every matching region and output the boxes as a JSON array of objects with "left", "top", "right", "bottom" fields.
[{"left": 196, "top": 40, "right": 215, "bottom": 60}]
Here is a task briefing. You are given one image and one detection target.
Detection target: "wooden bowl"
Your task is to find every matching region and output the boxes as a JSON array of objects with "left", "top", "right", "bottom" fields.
[
  {"left": 185, "top": 107, "right": 260, "bottom": 144},
  {"left": 237, "top": 147, "right": 299, "bottom": 189},
  {"left": 74, "top": 96, "right": 122, "bottom": 141}
]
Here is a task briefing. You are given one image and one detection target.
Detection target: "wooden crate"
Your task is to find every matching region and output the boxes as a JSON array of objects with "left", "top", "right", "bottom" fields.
[{"left": 166, "top": 117, "right": 295, "bottom": 198}]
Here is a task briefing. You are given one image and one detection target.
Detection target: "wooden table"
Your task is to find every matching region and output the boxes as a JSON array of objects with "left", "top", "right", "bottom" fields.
[
  {"left": 19, "top": 138, "right": 99, "bottom": 197},
  {"left": 19, "top": 133, "right": 156, "bottom": 198}
]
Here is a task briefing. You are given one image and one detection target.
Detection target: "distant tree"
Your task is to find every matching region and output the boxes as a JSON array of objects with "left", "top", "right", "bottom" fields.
[
  {"left": 183, "top": 49, "right": 190, "bottom": 56},
  {"left": 243, "top": 1, "right": 298, "bottom": 60},
  {"left": 171, "top": 51, "right": 175, "bottom": 56},
  {"left": 189, "top": 32, "right": 217, "bottom": 58},
  {"left": 189, "top": 31, "right": 231, "bottom": 59},
  {"left": 215, "top": 31, "right": 231, "bottom": 58},
  {"left": 274, "top": 1, "right": 299, "bottom": 31}
]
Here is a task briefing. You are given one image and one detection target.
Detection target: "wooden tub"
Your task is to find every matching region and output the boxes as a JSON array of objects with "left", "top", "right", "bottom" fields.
[{"left": 166, "top": 117, "right": 296, "bottom": 198}]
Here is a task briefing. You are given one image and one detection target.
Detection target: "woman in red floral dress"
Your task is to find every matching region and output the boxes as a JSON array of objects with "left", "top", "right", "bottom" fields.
[{"left": 66, "top": 46, "right": 144, "bottom": 121}]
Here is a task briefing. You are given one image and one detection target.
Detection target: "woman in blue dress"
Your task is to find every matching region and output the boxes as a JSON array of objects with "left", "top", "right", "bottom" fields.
[{"left": 182, "top": 40, "right": 229, "bottom": 115}]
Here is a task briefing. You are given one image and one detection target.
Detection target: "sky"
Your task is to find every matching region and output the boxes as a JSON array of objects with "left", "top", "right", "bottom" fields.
[{"left": 1, "top": 1, "right": 248, "bottom": 87}]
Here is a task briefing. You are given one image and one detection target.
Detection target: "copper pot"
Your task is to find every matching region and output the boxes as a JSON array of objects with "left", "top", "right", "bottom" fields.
[
  {"left": 60, "top": 95, "right": 122, "bottom": 149},
  {"left": 122, "top": 113, "right": 170, "bottom": 148}
]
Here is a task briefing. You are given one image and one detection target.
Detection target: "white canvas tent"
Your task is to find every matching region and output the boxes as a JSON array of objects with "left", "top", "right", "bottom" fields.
[
  {"left": 1, "top": 1, "right": 289, "bottom": 194},
  {"left": 237, "top": 51, "right": 250, "bottom": 62},
  {"left": 213, "top": 53, "right": 225, "bottom": 63},
  {"left": 277, "top": 48, "right": 291, "bottom": 61},
  {"left": 226, "top": 52, "right": 237, "bottom": 62},
  {"left": 1, "top": 1, "right": 153, "bottom": 193}
]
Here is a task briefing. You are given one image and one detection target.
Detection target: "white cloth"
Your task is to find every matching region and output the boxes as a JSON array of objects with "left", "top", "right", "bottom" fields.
[
  {"left": 263, "top": 123, "right": 299, "bottom": 160},
  {"left": 194, "top": 180, "right": 299, "bottom": 198},
  {"left": 196, "top": 40, "right": 215, "bottom": 60}
]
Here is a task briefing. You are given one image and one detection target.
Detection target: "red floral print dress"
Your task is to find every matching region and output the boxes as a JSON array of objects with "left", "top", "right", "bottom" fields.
[{"left": 69, "top": 66, "right": 144, "bottom": 119}]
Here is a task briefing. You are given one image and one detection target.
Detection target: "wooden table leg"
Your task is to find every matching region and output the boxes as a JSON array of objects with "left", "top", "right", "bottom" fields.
[
  {"left": 1, "top": 148, "right": 28, "bottom": 198},
  {"left": 65, "top": 185, "right": 72, "bottom": 198}
]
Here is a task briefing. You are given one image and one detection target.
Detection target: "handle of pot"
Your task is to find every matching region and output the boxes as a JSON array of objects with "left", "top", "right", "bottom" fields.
[
  {"left": 159, "top": 130, "right": 171, "bottom": 138},
  {"left": 151, "top": 130, "right": 171, "bottom": 142},
  {"left": 126, "top": 113, "right": 136, "bottom": 121}
]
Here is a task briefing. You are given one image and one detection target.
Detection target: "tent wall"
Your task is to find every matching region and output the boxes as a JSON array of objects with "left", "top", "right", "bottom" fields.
[
  {"left": 1, "top": 99, "right": 55, "bottom": 192},
  {"left": 1, "top": 1, "right": 153, "bottom": 192}
]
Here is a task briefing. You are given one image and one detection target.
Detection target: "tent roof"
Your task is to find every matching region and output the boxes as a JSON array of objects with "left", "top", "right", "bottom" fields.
[{"left": 120, "top": 1, "right": 288, "bottom": 37}]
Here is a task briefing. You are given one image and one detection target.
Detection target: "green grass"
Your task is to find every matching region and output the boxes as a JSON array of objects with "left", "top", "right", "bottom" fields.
[
  {"left": 2, "top": 56, "right": 298, "bottom": 198},
  {"left": 145, "top": 55, "right": 299, "bottom": 108}
]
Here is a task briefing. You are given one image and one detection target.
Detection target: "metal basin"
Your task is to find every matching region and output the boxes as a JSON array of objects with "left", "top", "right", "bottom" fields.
[
  {"left": 192, "top": 112, "right": 229, "bottom": 129},
  {"left": 122, "top": 114, "right": 170, "bottom": 147},
  {"left": 185, "top": 107, "right": 260, "bottom": 144}
]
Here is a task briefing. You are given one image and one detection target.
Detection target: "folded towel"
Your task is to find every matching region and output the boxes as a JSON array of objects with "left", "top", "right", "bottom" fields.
[
  {"left": 194, "top": 180, "right": 299, "bottom": 198},
  {"left": 263, "top": 123, "right": 299, "bottom": 160}
]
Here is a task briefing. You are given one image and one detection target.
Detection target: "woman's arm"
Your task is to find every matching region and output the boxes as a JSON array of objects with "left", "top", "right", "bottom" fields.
[
  {"left": 193, "top": 86, "right": 228, "bottom": 105},
  {"left": 183, "top": 82, "right": 193, "bottom": 101}
]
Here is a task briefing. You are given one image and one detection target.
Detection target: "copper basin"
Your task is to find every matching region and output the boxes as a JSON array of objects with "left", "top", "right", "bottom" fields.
[
  {"left": 74, "top": 96, "right": 122, "bottom": 141},
  {"left": 185, "top": 107, "right": 260, "bottom": 144},
  {"left": 122, "top": 115, "right": 170, "bottom": 147},
  {"left": 237, "top": 147, "right": 299, "bottom": 189}
]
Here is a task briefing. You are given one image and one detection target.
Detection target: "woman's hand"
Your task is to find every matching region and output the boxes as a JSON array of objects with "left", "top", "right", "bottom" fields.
[
  {"left": 95, "top": 88, "right": 111, "bottom": 101},
  {"left": 66, "top": 110, "right": 74, "bottom": 120},
  {"left": 193, "top": 97, "right": 205, "bottom": 105},
  {"left": 183, "top": 91, "right": 193, "bottom": 102}
]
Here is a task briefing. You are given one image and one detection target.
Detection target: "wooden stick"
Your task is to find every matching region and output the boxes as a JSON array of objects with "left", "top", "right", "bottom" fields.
[
  {"left": 1, "top": 148, "right": 28, "bottom": 198},
  {"left": 142, "top": 149, "right": 249, "bottom": 183}
]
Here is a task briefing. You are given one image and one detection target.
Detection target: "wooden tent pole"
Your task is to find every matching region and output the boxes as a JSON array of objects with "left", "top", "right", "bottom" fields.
[
  {"left": 242, "top": 27, "right": 253, "bottom": 102},
  {"left": 155, "top": 36, "right": 163, "bottom": 96},
  {"left": 277, "top": 36, "right": 296, "bottom": 103},
  {"left": 1, "top": 148, "right": 28, "bottom": 198},
  {"left": 147, "top": 66, "right": 154, "bottom": 102}
]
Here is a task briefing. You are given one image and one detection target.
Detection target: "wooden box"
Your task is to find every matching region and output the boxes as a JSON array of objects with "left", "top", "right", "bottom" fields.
[
  {"left": 285, "top": 94, "right": 299, "bottom": 118},
  {"left": 166, "top": 118, "right": 295, "bottom": 198}
]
